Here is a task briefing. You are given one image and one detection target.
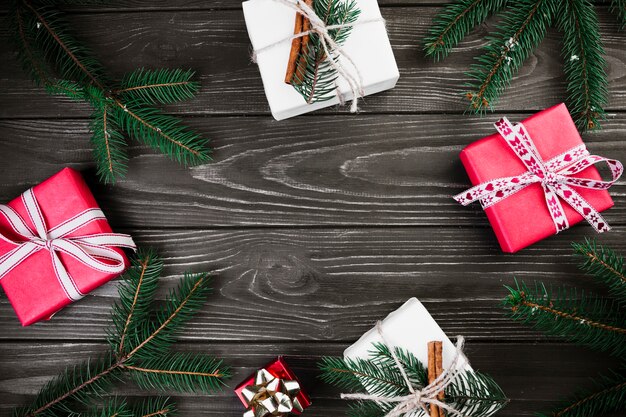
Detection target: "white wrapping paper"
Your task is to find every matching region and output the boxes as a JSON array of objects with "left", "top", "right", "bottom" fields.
[
  {"left": 242, "top": 0, "right": 400, "bottom": 120},
  {"left": 344, "top": 298, "right": 473, "bottom": 417}
]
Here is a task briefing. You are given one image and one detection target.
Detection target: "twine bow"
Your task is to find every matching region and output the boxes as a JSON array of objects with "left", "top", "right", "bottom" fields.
[
  {"left": 0, "top": 188, "right": 136, "bottom": 301},
  {"left": 341, "top": 322, "right": 470, "bottom": 417},
  {"left": 252, "top": 0, "right": 384, "bottom": 112},
  {"left": 454, "top": 117, "right": 623, "bottom": 234},
  {"left": 241, "top": 368, "right": 304, "bottom": 417}
]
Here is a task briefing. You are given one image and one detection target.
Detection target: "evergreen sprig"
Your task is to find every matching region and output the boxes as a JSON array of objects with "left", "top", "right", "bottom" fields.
[
  {"left": 573, "top": 238, "right": 626, "bottom": 303},
  {"left": 503, "top": 240, "right": 626, "bottom": 417},
  {"left": 318, "top": 343, "right": 508, "bottom": 417},
  {"left": 504, "top": 280, "right": 626, "bottom": 357},
  {"left": 424, "top": 0, "right": 625, "bottom": 132},
  {"left": 8, "top": 0, "right": 211, "bottom": 184},
  {"left": 290, "top": 0, "right": 361, "bottom": 104},
  {"left": 70, "top": 397, "right": 176, "bottom": 417},
  {"left": 14, "top": 249, "right": 230, "bottom": 417}
]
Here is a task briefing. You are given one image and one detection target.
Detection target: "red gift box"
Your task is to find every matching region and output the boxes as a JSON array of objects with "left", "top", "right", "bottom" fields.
[
  {"left": 458, "top": 103, "right": 616, "bottom": 253},
  {"left": 0, "top": 168, "right": 133, "bottom": 326},
  {"left": 235, "top": 356, "right": 312, "bottom": 415}
]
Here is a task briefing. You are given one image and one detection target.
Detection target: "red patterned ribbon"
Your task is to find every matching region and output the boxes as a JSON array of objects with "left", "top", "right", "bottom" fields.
[{"left": 454, "top": 118, "right": 623, "bottom": 233}]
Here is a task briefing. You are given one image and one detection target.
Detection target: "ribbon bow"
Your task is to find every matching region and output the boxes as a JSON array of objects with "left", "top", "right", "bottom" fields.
[
  {"left": 241, "top": 368, "right": 304, "bottom": 417},
  {"left": 0, "top": 188, "right": 136, "bottom": 301},
  {"left": 341, "top": 322, "right": 470, "bottom": 417},
  {"left": 454, "top": 117, "right": 623, "bottom": 234},
  {"left": 253, "top": 0, "right": 384, "bottom": 113}
]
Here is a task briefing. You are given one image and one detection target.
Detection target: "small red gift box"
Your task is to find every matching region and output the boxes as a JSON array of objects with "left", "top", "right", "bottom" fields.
[
  {"left": 235, "top": 356, "right": 312, "bottom": 416},
  {"left": 456, "top": 103, "right": 618, "bottom": 253},
  {"left": 0, "top": 168, "right": 134, "bottom": 326}
]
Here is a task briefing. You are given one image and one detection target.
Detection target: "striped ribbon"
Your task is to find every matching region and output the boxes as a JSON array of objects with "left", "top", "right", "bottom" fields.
[{"left": 0, "top": 188, "right": 136, "bottom": 301}]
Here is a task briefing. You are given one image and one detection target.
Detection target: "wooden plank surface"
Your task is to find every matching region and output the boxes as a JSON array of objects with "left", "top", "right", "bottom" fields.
[
  {"left": 0, "top": 342, "right": 621, "bottom": 417},
  {"left": 1, "top": 0, "right": 625, "bottom": 416},
  {"left": 0, "top": 227, "right": 622, "bottom": 342},
  {"left": 2, "top": 115, "right": 626, "bottom": 227},
  {"left": 1, "top": 8, "right": 625, "bottom": 119}
]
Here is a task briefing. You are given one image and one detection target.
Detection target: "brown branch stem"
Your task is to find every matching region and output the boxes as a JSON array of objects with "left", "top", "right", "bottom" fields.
[
  {"left": 121, "top": 364, "right": 224, "bottom": 378},
  {"left": 117, "top": 256, "right": 150, "bottom": 356},
  {"left": 22, "top": 0, "right": 104, "bottom": 90},
  {"left": 114, "top": 81, "right": 192, "bottom": 94},
  {"left": 553, "top": 380, "right": 626, "bottom": 417},
  {"left": 518, "top": 299, "right": 626, "bottom": 335}
]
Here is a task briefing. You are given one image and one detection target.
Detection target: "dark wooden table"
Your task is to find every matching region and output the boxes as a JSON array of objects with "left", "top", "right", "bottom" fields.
[{"left": 1, "top": 1, "right": 625, "bottom": 416}]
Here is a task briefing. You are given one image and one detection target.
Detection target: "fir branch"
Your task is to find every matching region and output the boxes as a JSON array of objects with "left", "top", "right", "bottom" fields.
[
  {"left": 125, "top": 273, "right": 214, "bottom": 360},
  {"left": 611, "top": 0, "right": 626, "bottom": 28},
  {"left": 90, "top": 105, "right": 129, "bottom": 183},
  {"left": 556, "top": 0, "right": 608, "bottom": 131},
  {"left": 110, "top": 249, "right": 163, "bottom": 356},
  {"left": 537, "top": 370, "right": 626, "bottom": 417},
  {"left": 9, "top": 2, "right": 52, "bottom": 86},
  {"left": 290, "top": 0, "right": 361, "bottom": 104},
  {"left": 369, "top": 343, "right": 429, "bottom": 389},
  {"left": 15, "top": 250, "right": 229, "bottom": 417},
  {"left": 111, "top": 99, "right": 211, "bottom": 167},
  {"left": 21, "top": 1, "right": 106, "bottom": 89},
  {"left": 424, "top": 0, "right": 508, "bottom": 60},
  {"left": 466, "top": 0, "right": 555, "bottom": 112},
  {"left": 117, "top": 68, "right": 199, "bottom": 105},
  {"left": 319, "top": 348, "right": 507, "bottom": 417},
  {"left": 7, "top": 0, "right": 212, "bottom": 183},
  {"left": 125, "top": 352, "right": 229, "bottom": 393},
  {"left": 573, "top": 239, "right": 626, "bottom": 304},
  {"left": 503, "top": 280, "right": 626, "bottom": 357}
]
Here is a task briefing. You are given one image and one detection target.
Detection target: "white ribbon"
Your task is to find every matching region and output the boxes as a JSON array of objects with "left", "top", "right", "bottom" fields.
[
  {"left": 341, "top": 322, "right": 470, "bottom": 417},
  {"left": 0, "top": 188, "right": 136, "bottom": 301},
  {"left": 253, "top": 0, "right": 384, "bottom": 112}
]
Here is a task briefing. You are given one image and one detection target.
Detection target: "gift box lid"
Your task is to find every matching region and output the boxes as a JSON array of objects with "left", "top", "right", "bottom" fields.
[
  {"left": 459, "top": 103, "right": 614, "bottom": 253},
  {"left": 0, "top": 167, "right": 128, "bottom": 326}
]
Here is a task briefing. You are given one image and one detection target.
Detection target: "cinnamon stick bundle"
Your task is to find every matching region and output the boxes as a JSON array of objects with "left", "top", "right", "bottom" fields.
[
  {"left": 427, "top": 341, "right": 445, "bottom": 417},
  {"left": 285, "top": 0, "right": 314, "bottom": 84}
]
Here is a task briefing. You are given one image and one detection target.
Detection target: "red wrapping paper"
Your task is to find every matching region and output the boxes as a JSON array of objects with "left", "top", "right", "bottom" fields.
[
  {"left": 234, "top": 356, "right": 312, "bottom": 413},
  {"left": 0, "top": 168, "right": 128, "bottom": 326},
  {"left": 459, "top": 103, "right": 614, "bottom": 253}
]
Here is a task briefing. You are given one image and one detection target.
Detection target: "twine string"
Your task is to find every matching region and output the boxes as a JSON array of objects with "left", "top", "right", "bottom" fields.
[
  {"left": 340, "top": 322, "right": 470, "bottom": 417},
  {"left": 252, "top": 0, "right": 385, "bottom": 112}
]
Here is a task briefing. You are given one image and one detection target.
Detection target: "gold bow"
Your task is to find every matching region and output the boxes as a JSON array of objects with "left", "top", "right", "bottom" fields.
[{"left": 241, "top": 368, "right": 304, "bottom": 417}]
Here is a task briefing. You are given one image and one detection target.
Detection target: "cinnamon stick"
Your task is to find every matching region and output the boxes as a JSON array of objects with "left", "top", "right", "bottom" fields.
[
  {"left": 285, "top": 0, "right": 314, "bottom": 84},
  {"left": 427, "top": 341, "right": 444, "bottom": 417}
]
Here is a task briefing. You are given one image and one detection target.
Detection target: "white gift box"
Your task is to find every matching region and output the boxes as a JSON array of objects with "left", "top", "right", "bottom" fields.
[
  {"left": 242, "top": 0, "right": 400, "bottom": 121},
  {"left": 344, "top": 298, "right": 475, "bottom": 417}
]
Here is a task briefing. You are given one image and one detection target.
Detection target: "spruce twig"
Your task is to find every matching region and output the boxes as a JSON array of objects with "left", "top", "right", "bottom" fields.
[
  {"left": 425, "top": 0, "right": 624, "bottom": 132},
  {"left": 573, "top": 239, "right": 626, "bottom": 304},
  {"left": 289, "top": 0, "right": 361, "bottom": 104},
  {"left": 15, "top": 249, "right": 230, "bottom": 417},
  {"left": 318, "top": 344, "right": 508, "bottom": 417},
  {"left": 8, "top": 0, "right": 211, "bottom": 183},
  {"left": 503, "top": 241, "right": 626, "bottom": 417}
]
